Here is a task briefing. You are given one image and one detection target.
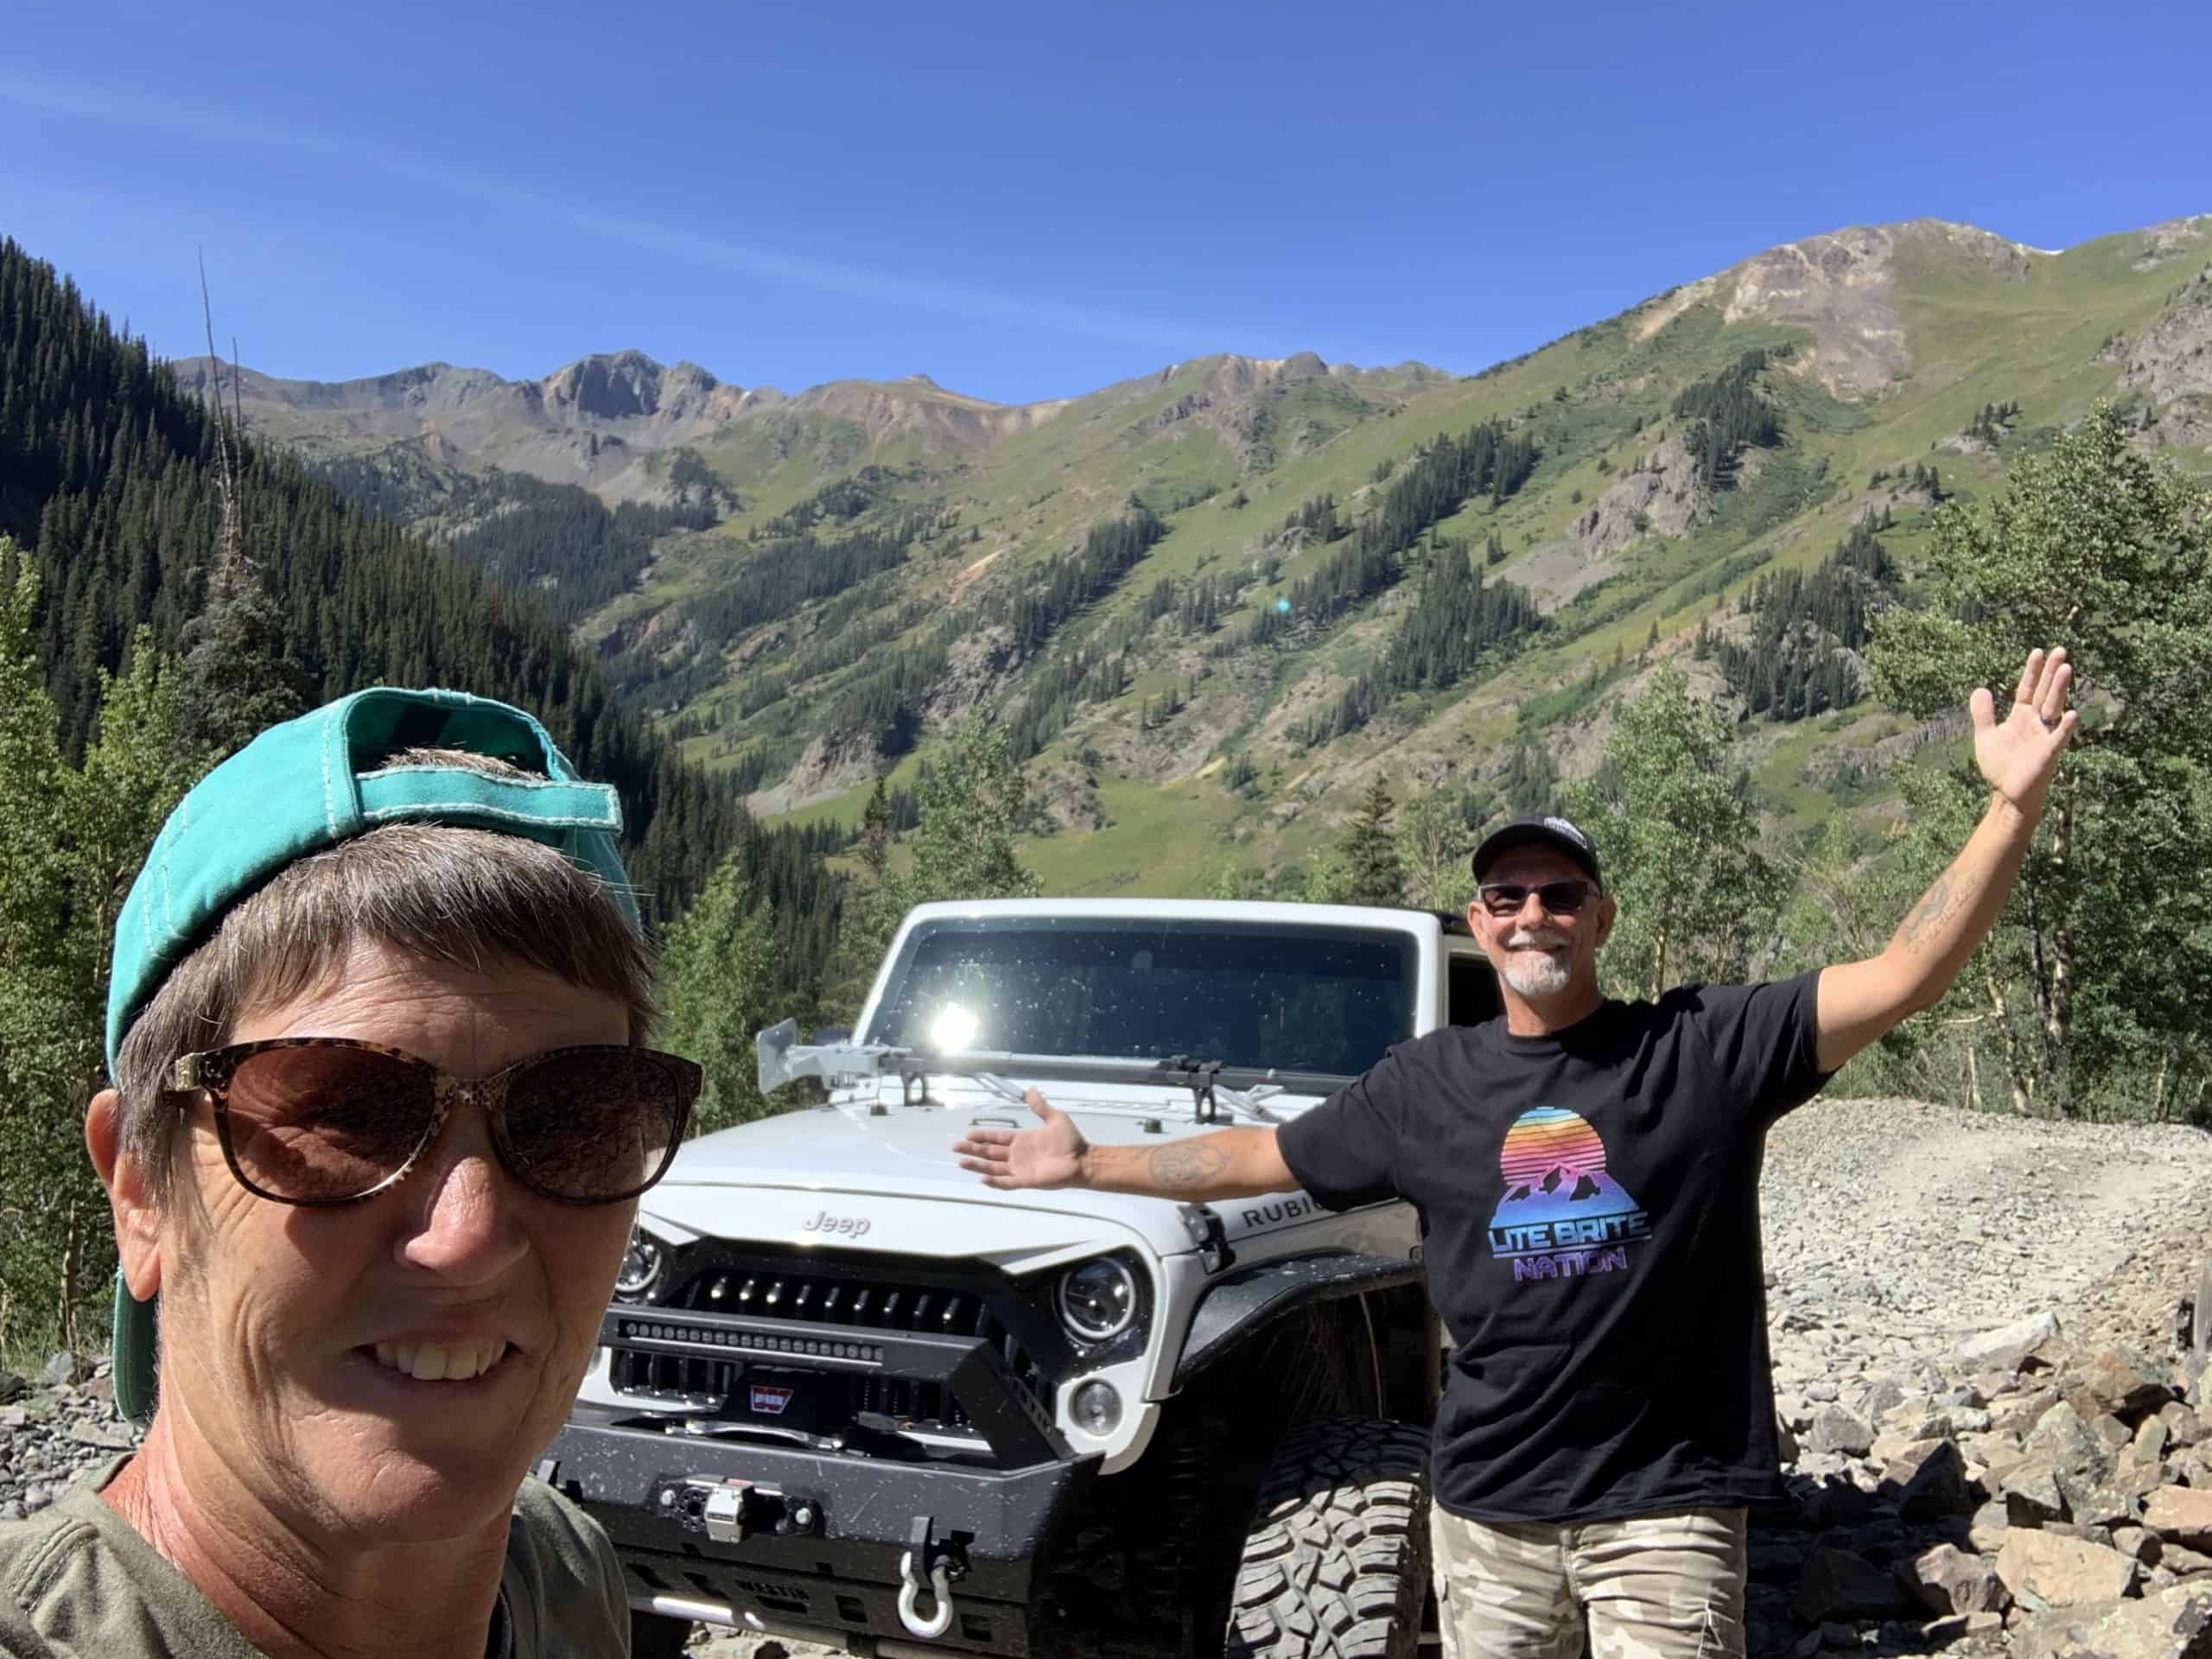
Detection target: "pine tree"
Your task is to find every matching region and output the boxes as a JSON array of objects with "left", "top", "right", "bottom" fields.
[
  {"left": 179, "top": 541, "right": 311, "bottom": 761},
  {"left": 1339, "top": 777, "right": 1405, "bottom": 906},
  {"left": 657, "top": 855, "right": 782, "bottom": 1135}
]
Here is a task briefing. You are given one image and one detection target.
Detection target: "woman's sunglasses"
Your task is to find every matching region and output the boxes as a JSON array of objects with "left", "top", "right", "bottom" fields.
[
  {"left": 1476, "top": 879, "right": 1599, "bottom": 918},
  {"left": 167, "top": 1039, "right": 701, "bottom": 1207}
]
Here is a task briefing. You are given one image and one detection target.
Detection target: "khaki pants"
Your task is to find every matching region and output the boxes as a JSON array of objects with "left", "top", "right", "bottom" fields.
[{"left": 1430, "top": 1504, "right": 1748, "bottom": 1659}]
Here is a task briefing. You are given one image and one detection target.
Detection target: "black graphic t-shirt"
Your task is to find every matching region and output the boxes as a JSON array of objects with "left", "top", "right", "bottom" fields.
[{"left": 1275, "top": 974, "right": 1832, "bottom": 1525}]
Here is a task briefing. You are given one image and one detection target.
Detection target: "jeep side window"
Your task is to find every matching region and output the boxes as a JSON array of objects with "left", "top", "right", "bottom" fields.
[{"left": 1449, "top": 954, "right": 1501, "bottom": 1027}]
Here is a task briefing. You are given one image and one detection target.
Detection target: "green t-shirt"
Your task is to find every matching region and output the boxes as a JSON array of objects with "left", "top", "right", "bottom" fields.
[{"left": 0, "top": 1458, "right": 631, "bottom": 1658}]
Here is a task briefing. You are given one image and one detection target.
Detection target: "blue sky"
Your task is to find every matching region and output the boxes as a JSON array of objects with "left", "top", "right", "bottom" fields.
[{"left": 3, "top": 0, "right": 2208, "bottom": 405}]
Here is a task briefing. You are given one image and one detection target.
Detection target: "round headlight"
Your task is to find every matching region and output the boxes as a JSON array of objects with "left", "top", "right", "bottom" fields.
[
  {"left": 1056, "top": 1257, "right": 1137, "bottom": 1344},
  {"left": 614, "top": 1232, "right": 665, "bottom": 1301}
]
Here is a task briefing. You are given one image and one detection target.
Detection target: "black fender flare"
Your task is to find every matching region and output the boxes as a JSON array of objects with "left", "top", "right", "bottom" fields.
[{"left": 1173, "top": 1251, "right": 1426, "bottom": 1389}]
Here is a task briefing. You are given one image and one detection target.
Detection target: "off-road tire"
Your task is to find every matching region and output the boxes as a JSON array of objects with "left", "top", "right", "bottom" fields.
[
  {"left": 627, "top": 1610, "right": 693, "bottom": 1659},
  {"left": 1224, "top": 1416, "right": 1432, "bottom": 1659}
]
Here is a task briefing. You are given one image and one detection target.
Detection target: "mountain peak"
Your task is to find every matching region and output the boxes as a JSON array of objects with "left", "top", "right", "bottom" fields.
[{"left": 538, "top": 351, "right": 731, "bottom": 422}]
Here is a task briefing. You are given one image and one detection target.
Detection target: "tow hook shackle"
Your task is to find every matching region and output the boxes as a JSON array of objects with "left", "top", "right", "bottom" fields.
[{"left": 899, "top": 1515, "right": 965, "bottom": 1640}]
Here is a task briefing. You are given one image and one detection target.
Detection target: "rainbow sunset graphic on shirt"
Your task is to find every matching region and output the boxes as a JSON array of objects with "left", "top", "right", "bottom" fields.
[{"left": 1488, "top": 1107, "right": 1649, "bottom": 1281}]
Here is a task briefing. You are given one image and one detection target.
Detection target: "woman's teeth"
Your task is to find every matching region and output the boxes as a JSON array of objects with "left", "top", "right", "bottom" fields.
[{"left": 370, "top": 1340, "right": 509, "bottom": 1382}]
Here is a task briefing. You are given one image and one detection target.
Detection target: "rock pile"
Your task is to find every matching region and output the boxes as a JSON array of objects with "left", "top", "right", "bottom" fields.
[
  {"left": 0, "top": 1351, "right": 135, "bottom": 1524},
  {"left": 1753, "top": 1314, "right": 2212, "bottom": 1657}
]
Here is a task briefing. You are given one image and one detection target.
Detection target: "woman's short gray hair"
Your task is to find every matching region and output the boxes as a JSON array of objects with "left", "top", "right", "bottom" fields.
[{"left": 112, "top": 748, "right": 658, "bottom": 1197}]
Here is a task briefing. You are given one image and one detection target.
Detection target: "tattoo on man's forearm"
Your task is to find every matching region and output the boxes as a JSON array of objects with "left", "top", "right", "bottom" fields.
[
  {"left": 1899, "top": 876, "right": 1952, "bottom": 950},
  {"left": 1151, "top": 1143, "right": 1230, "bottom": 1191}
]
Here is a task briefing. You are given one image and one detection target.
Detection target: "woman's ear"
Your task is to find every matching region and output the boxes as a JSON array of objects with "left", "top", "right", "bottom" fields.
[{"left": 86, "top": 1089, "right": 162, "bottom": 1301}]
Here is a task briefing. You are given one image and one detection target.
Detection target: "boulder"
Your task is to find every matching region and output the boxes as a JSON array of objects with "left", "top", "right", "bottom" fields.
[
  {"left": 1794, "top": 1546, "right": 1916, "bottom": 1623},
  {"left": 2045, "top": 1520, "right": 2120, "bottom": 1550},
  {"left": 1804, "top": 1404, "right": 1875, "bottom": 1458},
  {"left": 2096, "top": 1412, "right": 2144, "bottom": 1450},
  {"left": 2118, "top": 1446, "right": 2173, "bottom": 1498},
  {"left": 1859, "top": 1376, "right": 1908, "bottom": 1421},
  {"left": 2024, "top": 1402, "right": 2116, "bottom": 1486},
  {"left": 2168, "top": 1545, "right": 2212, "bottom": 1580},
  {"left": 1997, "top": 1529, "right": 2139, "bottom": 1607},
  {"left": 0, "top": 1369, "right": 26, "bottom": 1403},
  {"left": 2008, "top": 1581, "right": 2212, "bottom": 1659},
  {"left": 1969, "top": 1499, "right": 2012, "bottom": 1554},
  {"left": 2004, "top": 1459, "right": 2071, "bottom": 1526},
  {"left": 2162, "top": 1403, "right": 2206, "bottom": 1449},
  {"left": 1885, "top": 1439, "right": 1974, "bottom": 1521},
  {"left": 40, "top": 1351, "right": 81, "bottom": 1389},
  {"left": 2078, "top": 1347, "right": 2179, "bottom": 1421},
  {"left": 2060, "top": 1468, "right": 2148, "bottom": 1529},
  {"left": 2148, "top": 1487, "right": 2212, "bottom": 1551},
  {"left": 1962, "top": 1430, "right": 2028, "bottom": 1485},
  {"left": 1904, "top": 1542, "right": 2007, "bottom": 1615},
  {"left": 1993, "top": 1386, "right": 2065, "bottom": 1437},
  {"left": 2115, "top": 1525, "right": 2160, "bottom": 1564},
  {"left": 1957, "top": 1312, "right": 2061, "bottom": 1371},
  {"left": 1870, "top": 1429, "right": 1920, "bottom": 1466}
]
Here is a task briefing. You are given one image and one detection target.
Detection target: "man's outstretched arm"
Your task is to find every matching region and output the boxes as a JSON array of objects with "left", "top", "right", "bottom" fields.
[
  {"left": 1815, "top": 645, "right": 2079, "bottom": 1072},
  {"left": 952, "top": 1089, "right": 1298, "bottom": 1202}
]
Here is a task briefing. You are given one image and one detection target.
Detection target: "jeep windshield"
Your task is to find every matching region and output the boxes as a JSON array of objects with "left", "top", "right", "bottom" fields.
[{"left": 861, "top": 915, "right": 1417, "bottom": 1081}]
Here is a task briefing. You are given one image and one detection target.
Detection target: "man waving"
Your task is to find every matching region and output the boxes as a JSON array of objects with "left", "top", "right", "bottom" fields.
[{"left": 956, "top": 647, "right": 2077, "bottom": 1659}]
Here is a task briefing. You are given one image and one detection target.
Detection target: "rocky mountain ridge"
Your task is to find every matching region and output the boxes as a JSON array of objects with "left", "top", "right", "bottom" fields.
[{"left": 164, "top": 213, "right": 2212, "bottom": 894}]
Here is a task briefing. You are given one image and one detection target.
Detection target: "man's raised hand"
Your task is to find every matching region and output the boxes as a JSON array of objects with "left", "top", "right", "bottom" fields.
[
  {"left": 1973, "top": 646, "right": 2078, "bottom": 816},
  {"left": 953, "top": 1088, "right": 1090, "bottom": 1190}
]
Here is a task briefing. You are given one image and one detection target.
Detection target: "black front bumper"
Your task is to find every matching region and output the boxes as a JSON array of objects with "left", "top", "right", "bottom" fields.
[
  {"left": 543, "top": 1302, "right": 1099, "bottom": 1654},
  {"left": 544, "top": 1417, "right": 1096, "bottom": 1652}
]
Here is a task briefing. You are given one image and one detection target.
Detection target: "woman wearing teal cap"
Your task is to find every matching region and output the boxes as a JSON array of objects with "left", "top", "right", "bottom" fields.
[{"left": 0, "top": 688, "right": 700, "bottom": 1659}]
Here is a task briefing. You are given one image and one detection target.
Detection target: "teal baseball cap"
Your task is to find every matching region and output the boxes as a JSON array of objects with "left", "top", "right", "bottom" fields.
[{"left": 106, "top": 686, "right": 640, "bottom": 1424}]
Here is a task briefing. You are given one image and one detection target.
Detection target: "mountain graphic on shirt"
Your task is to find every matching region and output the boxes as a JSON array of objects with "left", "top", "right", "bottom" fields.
[{"left": 1487, "top": 1106, "right": 1648, "bottom": 1253}]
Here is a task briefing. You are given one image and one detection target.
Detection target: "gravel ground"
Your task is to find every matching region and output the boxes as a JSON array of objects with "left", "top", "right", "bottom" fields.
[
  {"left": 1762, "top": 1096, "right": 2211, "bottom": 1396},
  {"left": 4, "top": 1094, "right": 2208, "bottom": 1657}
]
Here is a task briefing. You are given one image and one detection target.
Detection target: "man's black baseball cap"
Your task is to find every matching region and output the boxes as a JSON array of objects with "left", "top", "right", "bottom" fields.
[{"left": 1471, "top": 815, "right": 1603, "bottom": 887}]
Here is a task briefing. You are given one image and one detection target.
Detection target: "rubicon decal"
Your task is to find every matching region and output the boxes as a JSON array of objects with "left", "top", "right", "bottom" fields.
[
  {"left": 1236, "top": 1196, "right": 1316, "bottom": 1231},
  {"left": 749, "top": 1385, "right": 795, "bottom": 1416}
]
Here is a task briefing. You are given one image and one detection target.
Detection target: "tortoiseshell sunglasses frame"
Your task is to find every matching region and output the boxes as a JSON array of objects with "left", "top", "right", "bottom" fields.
[{"left": 167, "top": 1037, "right": 699, "bottom": 1208}]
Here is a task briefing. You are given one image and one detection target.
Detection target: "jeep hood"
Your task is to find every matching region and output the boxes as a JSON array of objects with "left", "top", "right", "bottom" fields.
[{"left": 639, "top": 1083, "right": 1325, "bottom": 1267}]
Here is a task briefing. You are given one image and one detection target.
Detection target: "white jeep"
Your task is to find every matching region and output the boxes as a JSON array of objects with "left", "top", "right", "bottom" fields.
[{"left": 543, "top": 898, "right": 1500, "bottom": 1658}]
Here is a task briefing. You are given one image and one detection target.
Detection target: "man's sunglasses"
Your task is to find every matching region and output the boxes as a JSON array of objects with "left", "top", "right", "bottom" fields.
[
  {"left": 167, "top": 1039, "right": 701, "bottom": 1208},
  {"left": 1477, "top": 880, "right": 1599, "bottom": 918}
]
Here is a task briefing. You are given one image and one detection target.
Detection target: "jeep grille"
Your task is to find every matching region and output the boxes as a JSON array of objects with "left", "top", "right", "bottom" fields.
[{"left": 607, "top": 1254, "right": 1052, "bottom": 1463}]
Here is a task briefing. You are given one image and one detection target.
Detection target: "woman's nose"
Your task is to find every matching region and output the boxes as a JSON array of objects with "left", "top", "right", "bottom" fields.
[{"left": 393, "top": 1104, "right": 530, "bottom": 1284}]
